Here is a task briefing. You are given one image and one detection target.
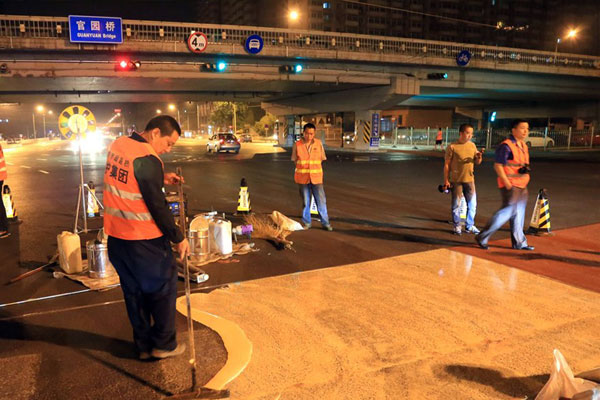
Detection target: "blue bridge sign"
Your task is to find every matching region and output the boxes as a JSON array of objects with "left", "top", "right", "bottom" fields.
[{"left": 69, "top": 15, "right": 123, "bottom": 44}]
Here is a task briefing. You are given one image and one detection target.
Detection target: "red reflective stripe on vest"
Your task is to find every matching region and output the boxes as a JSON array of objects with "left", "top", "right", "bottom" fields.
[
  {"left": 498, "top": 139, "right": 530, "bottom": 189},
  {"left": 0, "top": 145, "right": 7, "bottom": 181},
  {"left": 103, "top": 137, "right": 164, "bottom": 240},
  {"left": 294, "top": 139, "right": 324, "bottom": 184}
]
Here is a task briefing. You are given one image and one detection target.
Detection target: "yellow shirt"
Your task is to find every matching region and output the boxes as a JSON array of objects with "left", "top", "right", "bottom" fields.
[{"left": 445, "top": 141, "right": 477, "bottom": 183}]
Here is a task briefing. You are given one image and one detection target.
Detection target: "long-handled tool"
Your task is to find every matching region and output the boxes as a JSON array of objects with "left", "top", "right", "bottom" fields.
[
  {"left": 6, "top": 254, "right": 59, "bottom": 285},
  {"left": 169, "top": 167, "right": 229, "bottom": 400}
]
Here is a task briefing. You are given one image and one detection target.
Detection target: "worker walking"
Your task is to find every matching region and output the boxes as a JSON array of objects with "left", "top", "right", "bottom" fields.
[
  {"left": 291, "top": 123, "right": 333, "bottom": 231},
  {"left": 104, "top": 115, "right": 189, "bottom": 360},
  {"left": 475, "top": 119, "right": 534, "bottom": 251},
  {"left": 0, "top": 141, "right": 9, "bottom": 238},
  {"left": 443, "top": 123, "right": 484, "bottom": 235}
]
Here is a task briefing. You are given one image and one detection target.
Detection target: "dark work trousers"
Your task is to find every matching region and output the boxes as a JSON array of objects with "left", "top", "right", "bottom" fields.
[
  {"left": 0, "top": 181, "right": 8, "bottom": 232},
  {"left": 107, "top": 235, "right": 178, "bottom": 354}
]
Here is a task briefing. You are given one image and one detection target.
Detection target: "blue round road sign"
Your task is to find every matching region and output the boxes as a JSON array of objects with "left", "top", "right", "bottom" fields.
[
  {"left": 245, "top": 34, "right": 264, "bottom": 54},
  {"left": 456, "top": 50, "right": 472, "bottom": 66}
]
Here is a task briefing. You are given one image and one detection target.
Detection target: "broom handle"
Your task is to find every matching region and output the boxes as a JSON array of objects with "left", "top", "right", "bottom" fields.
[{"left": 176, "top": 167, "right": 198, "bottom": 391}]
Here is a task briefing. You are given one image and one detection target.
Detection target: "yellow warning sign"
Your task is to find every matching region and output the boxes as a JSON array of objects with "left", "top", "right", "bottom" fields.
[
  {"left": 58, "top": 105, "right": 96, "bottom": 140},
  {"left": 362, "top": 120, "right": 372, "bottom": 144}
]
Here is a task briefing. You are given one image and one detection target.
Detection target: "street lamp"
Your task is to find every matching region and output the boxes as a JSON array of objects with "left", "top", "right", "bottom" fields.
[
  {"left": 168, "top": 103, "right": 180, "bottom": 124},
  {"left": 554, "top": 28, "right": 578, "bottom": 64},
  {"left": 289, "top": 10, "right": 299, "bottom": 21},
  {"left": 33, "top": 105, "right": 45, "bottom": 139},
  {"left": 156, "top": 109, "right": 162, "bottom": 114}
]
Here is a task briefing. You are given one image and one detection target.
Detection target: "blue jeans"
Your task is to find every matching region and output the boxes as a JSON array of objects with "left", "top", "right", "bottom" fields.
[
  {"left": 478, "top": 187, "right": 529, "bottom": 249},
  {"left": 451, "top": 182, "right": 477, "bottom": 229},
  {"left": 299, "top": 183, "right": 330, "bottom": 226}
]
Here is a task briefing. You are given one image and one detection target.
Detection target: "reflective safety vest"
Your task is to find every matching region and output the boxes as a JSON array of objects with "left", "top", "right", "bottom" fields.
[
  {"left": 436, "top": 130, "right": 443, "bottom": 141},
  {"left": 0, "top": 144, "right": 6, "bottom": 181},
  {"left": 498, "top": 138, "right": 530, "bottom": 189},
  {"left": 103, "top": 137, "right": 164, "bottom": 240},
  {"left": 294, "top": 139, "right": 324, "bottom": 184}
]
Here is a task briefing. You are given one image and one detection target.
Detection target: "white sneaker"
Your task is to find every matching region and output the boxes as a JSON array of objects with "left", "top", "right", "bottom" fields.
[
  {"left": 453, "top": 226, "right": 462, "bottom": 235},
  {"left": 466, "top": 226, "right": 481, "bottom": 234}
]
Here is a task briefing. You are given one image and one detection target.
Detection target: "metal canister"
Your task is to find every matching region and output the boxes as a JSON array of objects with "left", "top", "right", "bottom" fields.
[
  {"left": 189, "top": 229, "right": 209, "bottom": 261},
  {"left": 86, "top": 240, "right": 116, "bottom": 279}
]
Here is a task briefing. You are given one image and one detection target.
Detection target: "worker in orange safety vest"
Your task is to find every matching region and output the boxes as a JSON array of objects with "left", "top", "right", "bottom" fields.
[
  {"left": 291, "top": 123, "right": 333, "bottom": 231},
  {"left": 104, "top": 115, "right": 189, "bottom": 361},
  {"left": 475, "top": 119, "right": 534, "bottom": 251}
]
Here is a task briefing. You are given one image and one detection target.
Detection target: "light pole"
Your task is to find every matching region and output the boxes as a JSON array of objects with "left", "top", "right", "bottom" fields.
[
  {"left": 168, "top": 103, "right": 180, "bottom": 124},
  {"left": 554, "top": 28, "right": 577, "bottom": 64},
  {"left": 232, "top": 102, "right": 237, "bottom": 134}
]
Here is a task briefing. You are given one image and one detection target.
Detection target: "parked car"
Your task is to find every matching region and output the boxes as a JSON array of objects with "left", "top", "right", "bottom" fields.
[
  {"left": 206, "top": 133, "right": 240, "bottom": 153},
  {"left": 526, "top": 132, "right": 554, "bottom": 148},
  {"left": 571, "top": 132, "right": 600, "bottom": 146},
  {"left": 6, "top": 137, "right": 21, "bottom": 144},
  {"left": 240, "top": 133, "right": 252, "bottom": 143},
  {"left": 343, "top": 132, "right": 356, "bottom": 144}
]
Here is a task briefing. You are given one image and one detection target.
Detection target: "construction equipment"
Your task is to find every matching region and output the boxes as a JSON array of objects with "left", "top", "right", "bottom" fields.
[{"left": 169, "top": 166, "right": 229, "bottom": 399}]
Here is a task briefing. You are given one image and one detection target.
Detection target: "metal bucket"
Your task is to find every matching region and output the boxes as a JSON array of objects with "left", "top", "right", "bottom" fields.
[
  {"left": 189, "top": 229, "right": 209, "bottom": 261},
  {"left": 86, "top": 240, "right": 116, "bottom": 279}
]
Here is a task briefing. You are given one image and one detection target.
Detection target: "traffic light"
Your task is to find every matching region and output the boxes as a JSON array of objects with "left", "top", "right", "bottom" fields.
[
  {"left": 279, "top": 64, "right": 303, "bottom": 74},
  {"left": 115, "top": 59, "right": 141, "bottom": 71},
  {"left": 200, "top": 61, "right": 228, "bottom": 72},
  {"left": 427, "top": 72, "right": 448, "bottom": 80}
]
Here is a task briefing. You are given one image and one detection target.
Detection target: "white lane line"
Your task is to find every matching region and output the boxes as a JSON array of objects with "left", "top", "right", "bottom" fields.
[
  {"left": 38, "top": 170, "right": 50, "bottom": 174},
  {"left": 37, "top": 158, "right": 48, "bottom": 161},
  {"left": 21, "top": 165, "right": 31, "bottom": 169},
  {"left": 6, "top": 162, "right": 13, "bottom": 165}
]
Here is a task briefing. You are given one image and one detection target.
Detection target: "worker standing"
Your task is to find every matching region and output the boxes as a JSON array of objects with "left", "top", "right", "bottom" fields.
[
  {"left": 291, "top": 123, "right": 333, "bottom": 231},
  {"left": 475, "top": 119, "right": 534, "bottom": 251},
  {"left": 104, "top": 115, "right": 189, "bottom": 360},
  {"left": 434, "top": 127, "right": 443, "bottom": 151},
  {"left": 0, "top": 141, "right": 9, "bottom": 238}
]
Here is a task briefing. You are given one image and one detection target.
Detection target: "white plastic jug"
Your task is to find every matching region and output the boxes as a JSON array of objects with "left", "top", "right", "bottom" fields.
[
  {"left": 209, "top": 218, "right": 232, "bottom": 255},
  {"left": 57, "top": 231, "right": 83, "bottom": 274}
]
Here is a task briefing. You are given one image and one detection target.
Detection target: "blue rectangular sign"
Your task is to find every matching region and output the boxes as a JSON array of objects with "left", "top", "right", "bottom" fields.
[
  {"left": 69, "top": 15, "right": 123, "bottom": 44},
  {"left": 370, "top": 113, "right": 380, "bottom": 147}
]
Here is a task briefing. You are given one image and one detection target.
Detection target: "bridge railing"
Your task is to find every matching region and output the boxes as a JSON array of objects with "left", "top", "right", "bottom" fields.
[
  {"left": 379, "top": 127, "right": 598, "bottom": 150},
  {"left": 1, "top": 15, "right": 599, "bottom": 73}
]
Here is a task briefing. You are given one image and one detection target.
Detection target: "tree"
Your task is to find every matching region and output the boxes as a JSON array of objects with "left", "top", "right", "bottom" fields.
[
  {"left": 209, "top": 102, "right": 248, "bottom": 131},
  {"left": 253, "top": 113, "right": 276, "bottom": 136}
]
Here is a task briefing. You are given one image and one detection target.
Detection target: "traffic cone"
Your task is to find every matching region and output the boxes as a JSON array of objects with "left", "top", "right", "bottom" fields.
[
  {"left": 236, "top": 178, "right": 251, "bottom": 214},
  {"left": 87, "top": 181, "right": 100, "bottom": 218},
  {"left": 310, "top": 194, "right": 320, "bottom": 218},
  {"left": 459, "top": 195, "right": 467, "bottom": 222},
  {"left": 528, "top": 188, "right": 553, "bottom": 235},
  {"left": 2, "top": 184, "right": 17, "bottom": 221}
]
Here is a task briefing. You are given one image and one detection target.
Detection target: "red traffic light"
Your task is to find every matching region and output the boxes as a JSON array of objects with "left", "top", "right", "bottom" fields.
[{"left": 115, "top": 59, "right": 141, "bottom": 71}]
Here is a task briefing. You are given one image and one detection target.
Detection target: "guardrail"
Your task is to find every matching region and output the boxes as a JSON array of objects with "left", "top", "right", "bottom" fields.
[
  {"left": 1, "top": 14, "right": 599, "bottom": 74},
  {"left": 379, "top": 127, "right": 599, "bottom": 150}
]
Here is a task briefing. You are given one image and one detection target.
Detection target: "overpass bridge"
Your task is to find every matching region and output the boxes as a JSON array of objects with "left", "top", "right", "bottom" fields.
[{"left": 2, "top": 15, "right": 600, "bottom": 146}]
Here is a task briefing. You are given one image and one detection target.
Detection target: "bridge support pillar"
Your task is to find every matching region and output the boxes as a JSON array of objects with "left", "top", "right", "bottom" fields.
[{"left": 354, "top": 110, "right": 382, "bottom": 151}]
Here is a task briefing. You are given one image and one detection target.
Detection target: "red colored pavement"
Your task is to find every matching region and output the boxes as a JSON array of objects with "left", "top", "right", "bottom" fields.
[{"left": 455, "top": 223, "right": 600, "bottom": 293}]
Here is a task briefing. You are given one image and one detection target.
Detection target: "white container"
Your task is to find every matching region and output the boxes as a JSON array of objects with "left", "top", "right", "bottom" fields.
[
  {"left": 57, "top": 231, "right": 83, "bottom": 274},
  {"left": 209, "top": 217, "right": 232, "bottom": 255}
]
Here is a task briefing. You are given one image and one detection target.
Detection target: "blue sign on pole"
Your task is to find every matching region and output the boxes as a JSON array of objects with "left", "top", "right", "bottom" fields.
[
  {"left": 370, "top": 113, "right": 380, "bottom": 147},
  {"left": 244, "top": 34, "right": 264, "bottom": 54},
  {"left": 69, "top": 15, "right": 123, "bottom": 44},
  {"left": 456, "top": 50, "right": 472, "bottom": 67}
]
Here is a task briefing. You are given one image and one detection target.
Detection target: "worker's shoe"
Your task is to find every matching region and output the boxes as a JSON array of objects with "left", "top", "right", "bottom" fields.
[
  {"left": 474, "top": 234, "right": 488, "bottom": 250},
  {"left": 465, "top": 225, "right": 481, "bottom": 234},
  {"left": 138, "top": 351, "right": 152, "bottom": 361},
  {"left": 515, "top": 245, "right": 535, "bottom": 251},
  {"left": 323, "top": 225, "right": 333, "bottom": 232},
  {"left": 453, "top": 226, "right": 462, "bottom": 236},
  {"left": 151, "top": 343, "right": 186, "bottom": 359},
  {"left": 303, "top": 223, "right": 311, "bottom": 229}
]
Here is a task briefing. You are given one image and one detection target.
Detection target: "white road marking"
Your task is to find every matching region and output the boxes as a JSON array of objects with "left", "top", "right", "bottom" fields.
[
  {"left": 37, "top": 158, "right": 47, "bottom": 161},
  {"left": 21, "top": 165, "right": 31, "bottom": 169},
  {"left": 6, "top": 162, "right": 13, "bottom": 165},
  {"left": 38, "top": 170, "right": 50, "bottom": 174}
]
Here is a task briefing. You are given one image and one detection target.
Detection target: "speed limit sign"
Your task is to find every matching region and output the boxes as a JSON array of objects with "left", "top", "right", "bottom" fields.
[{"left": 187, "top": 32, "right": 208, "bottom": 53}]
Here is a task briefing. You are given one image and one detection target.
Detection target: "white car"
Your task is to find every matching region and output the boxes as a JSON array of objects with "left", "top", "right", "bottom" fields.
[{"left": 526, "top": 132, "right": 554, "bottom": 148}]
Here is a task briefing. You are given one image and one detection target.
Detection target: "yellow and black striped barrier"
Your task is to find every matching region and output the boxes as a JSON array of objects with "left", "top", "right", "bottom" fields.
[
  {"left": 528, "top": 188, "right": 552, "bottom": 235},
  {"left": 362, "top": 120, "right": 372, "bottom": 144}
]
